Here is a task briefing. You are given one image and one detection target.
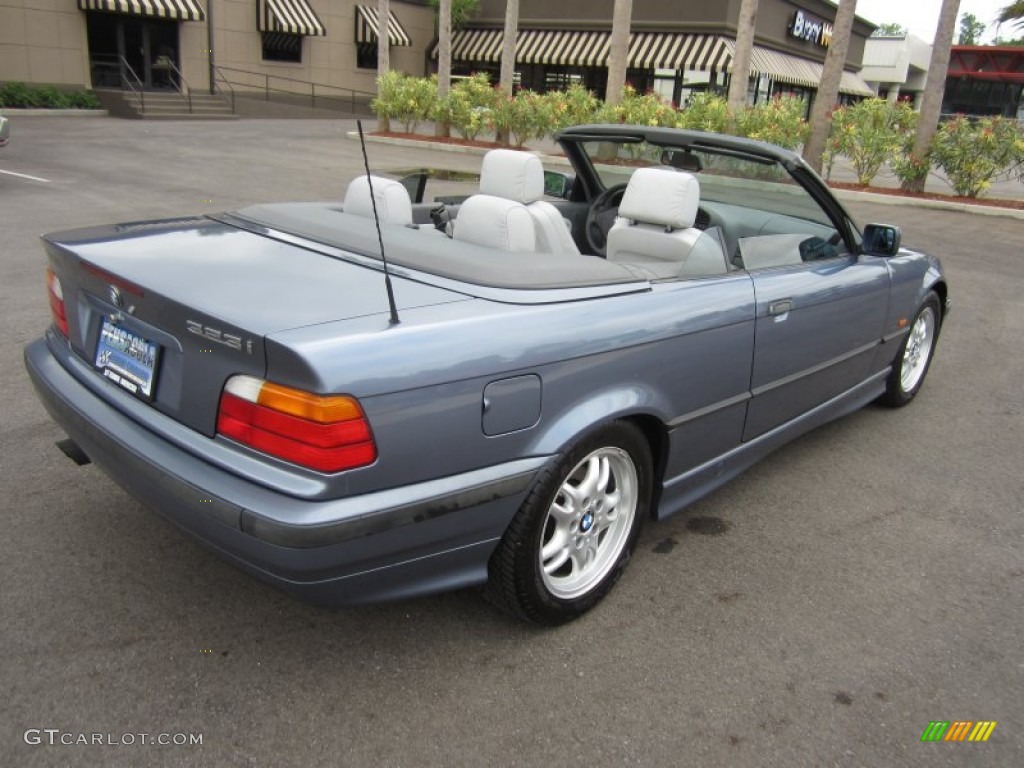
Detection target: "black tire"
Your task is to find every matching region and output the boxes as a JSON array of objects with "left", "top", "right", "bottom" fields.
[
  {"left": 485, "top": 422, "right": 652, "bottom": 625},
  {"left": 879, "top": 291, "right": 942, "bottom": 408}
]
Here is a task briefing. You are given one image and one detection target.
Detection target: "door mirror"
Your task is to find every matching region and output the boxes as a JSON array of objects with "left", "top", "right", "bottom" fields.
[
  {"left": 543, "top": 170, "right": 574, "bottom": 199},
  {"left": 862, "top": 224, "right": 902, "bottom": 257}
]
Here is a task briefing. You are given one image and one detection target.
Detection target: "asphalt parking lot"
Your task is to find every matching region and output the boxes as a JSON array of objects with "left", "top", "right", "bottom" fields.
[{"left": 2, "top": 117, "right": 1022, "bottom": 767}]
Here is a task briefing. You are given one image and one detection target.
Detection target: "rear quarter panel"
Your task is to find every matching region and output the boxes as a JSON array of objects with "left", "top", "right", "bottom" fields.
[{"left": 264, "top": 274, "right": 757, "bottom": 500}]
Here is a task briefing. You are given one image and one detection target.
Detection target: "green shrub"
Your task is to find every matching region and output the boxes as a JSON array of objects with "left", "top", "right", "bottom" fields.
[
  {"left": 436, "top": 73, "right": 497, "bottom": 141},
  {"left": 597, "top": 85, "right": 676, "bottom": 127},
  {"left": 550, "top": 82, "right": 600, "bottom": 129},
  {"left": 0, "top": 82, "right": 101, "bottom": 109},
  {"left": 65, "top": 90, "right": 101, "bottom": 109},
  {"left": 371, "top": 70, "right": 404, "bottom": 127},
  {"left": 930, "top": 115, "right": 1024, "bottom": 197},
  {"left": 371, "top": 72, "right": 435, "bottom": 134},
  {"left": 1, "top": 82, "right": 42, "bottom": 107},
  {"left": 490, "top": 91, "right": 529, "bottom": 146},
  {"left": 675, "top": 92, "right": 729, "bottom": 133},
  {"left": 735, "top": 96, "right": 808, "bottom": 150},
  {"left": 828, "top": 99, "right": 917, "bottom": 185},
  {"left": 889, "top": 145, "right": 931, "bottom": 188}
]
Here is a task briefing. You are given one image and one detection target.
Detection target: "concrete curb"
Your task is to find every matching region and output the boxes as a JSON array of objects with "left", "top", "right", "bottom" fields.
[
  {"left": 353, "top": 131, "right": 1024, "bottom": 220},
  {"left": 0, "top": 109, "right": 109, "bottom": 117},
  {"left": 347, "top": 131, "right": 494, "bottom": 156}
]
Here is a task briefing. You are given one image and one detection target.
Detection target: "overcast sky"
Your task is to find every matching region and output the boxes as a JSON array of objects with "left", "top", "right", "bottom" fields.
[{"left": 855, "top": 0, "right": 1016, "bottom": 43}]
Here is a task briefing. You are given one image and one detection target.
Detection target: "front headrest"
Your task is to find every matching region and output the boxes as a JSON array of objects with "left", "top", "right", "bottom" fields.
[
  {"left": 343, "top": 175, "right": 413, "bottom": 226},
  {"left": 479, "top": 149, "right": 544, "bottom": 204},
  {"left": 618, "top": 168, "right": 700, "bottom": 230}
]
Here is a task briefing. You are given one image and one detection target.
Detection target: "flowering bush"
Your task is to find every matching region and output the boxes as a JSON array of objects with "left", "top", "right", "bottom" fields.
[
  {"left": 597, "top": 86, "right": 677, "bottom": 127},
  {"left": 930, "top": 115, "right": 1024, "bottom": 197},
  {"left": 675, "top": 92, "right": 730, "bottom": 133},
  {"left": 890, "top": 147, "right": 931, "bottom": 188},
  {"left": 827, "top": 99, "right": 917, "bottom": 185},
  {"left": 554, "top": 82, "right": 600, "bottom": 128},
  {"left": 435, "top": 73, "right": 497, "bottom": 141},
  {"left": 735, "top": 96, "right": 809, "bottom": 150},
  {"left": 371, "top": 72, "right": 436, "bottom": 133},
  {"left": 489, "top": 91, "right": 533, "bottom": 146},
  {"left": 370, "top": 71, "right": 402, "bottom": 125}
]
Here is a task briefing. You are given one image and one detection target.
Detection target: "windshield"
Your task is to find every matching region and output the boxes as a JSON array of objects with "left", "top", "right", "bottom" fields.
[{"left": 578, "top": 139, "right": 833, "bottom": 228}]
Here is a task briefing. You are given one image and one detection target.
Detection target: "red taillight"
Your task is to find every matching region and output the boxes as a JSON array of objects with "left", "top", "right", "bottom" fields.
[
  {"left": 45, "top": 268, "right": 69, "bottom": 337},
  {"left": 217, "top": 376, "right": 377, "bottom": 473}
]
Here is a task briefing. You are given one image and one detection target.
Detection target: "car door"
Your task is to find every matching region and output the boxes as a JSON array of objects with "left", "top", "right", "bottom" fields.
[{"left": 743, "top": 251, "right": 890, "bottom": 439}]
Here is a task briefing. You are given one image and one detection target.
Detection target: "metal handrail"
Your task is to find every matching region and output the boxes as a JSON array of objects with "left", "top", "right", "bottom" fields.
[
  {"left": 212, "top": 65, "right": 236, "bottom": 113},
  {"left": 215, "top": 65, "right": 375, "bottom": 113},
  {"left": 163, "top": 58, "right": 193, "bottom": 113},
  {"left": 117, "top": 55, "right": 145, "bottom": 114}
]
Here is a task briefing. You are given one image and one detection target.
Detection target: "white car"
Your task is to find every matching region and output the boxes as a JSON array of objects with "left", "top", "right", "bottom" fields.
[{"left": 0, "top": 114, "right": 9, "bottom": 148}]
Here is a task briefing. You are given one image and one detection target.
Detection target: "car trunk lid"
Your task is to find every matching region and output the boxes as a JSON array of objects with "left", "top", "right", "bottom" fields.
[{"left": 43, "top": 216, "right": 467, "bottom": 436}]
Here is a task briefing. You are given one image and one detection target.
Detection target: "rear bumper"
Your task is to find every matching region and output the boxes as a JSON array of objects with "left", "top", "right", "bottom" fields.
[{"left": 25, "top": 334, "right": 546, "bottom": 605}]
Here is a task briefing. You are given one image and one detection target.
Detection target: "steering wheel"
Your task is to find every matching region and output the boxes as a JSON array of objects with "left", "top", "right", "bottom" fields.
[{"left": 585, "top": 183, "right": 628, "bottom": 257}]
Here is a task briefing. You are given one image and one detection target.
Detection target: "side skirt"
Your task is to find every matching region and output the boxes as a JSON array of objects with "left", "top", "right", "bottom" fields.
[{"left": 655, "top": 368, "right": 889, "bottom": 521}]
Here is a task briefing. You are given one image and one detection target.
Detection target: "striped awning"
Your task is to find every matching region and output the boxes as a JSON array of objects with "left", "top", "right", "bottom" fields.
[
  {"left": 258, "top": 0, "right": 324, "bottom": 37},
  {"left": 838, "top": 70, "right": 875, "bottom": 97},
  {"left": 517, "top": 29, "right": 609, "bottom": 66},
  {"left": 628, "top": 33, "right": 732, "bottom": 71},
  {"left": 438, "top": 29, "right": 731, "bottom": 71},
  {"left": 355, "top": 5, "right": 411, "bottom": 47},
  {"left": 444, "top": 27, "right": 504, "bottom": 62},
  {"left": 726, "top": 42, "right": 874, "bottom": 96},
  {"left": 77, "top": 0, "right": 205, "bottom": 21}
]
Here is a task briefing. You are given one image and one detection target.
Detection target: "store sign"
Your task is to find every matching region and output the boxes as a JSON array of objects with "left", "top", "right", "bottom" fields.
[{"left": 789, "top": 9, "right": 833, "bottom": 48}]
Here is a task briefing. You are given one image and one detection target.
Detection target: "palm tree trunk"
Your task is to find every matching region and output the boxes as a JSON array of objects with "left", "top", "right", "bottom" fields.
[
  {"left": 803, "top": 0, "right": 858, "bottom": 174},
  {"left": 377, "top": 0, "right": 391, "bottom": 132},
  {"left": 903, "top": 0, "right": 961, "bottom": 192},
  {"left": 727, "top": 0, "right": 759, "bottom": 115},
  {"left": 496, "top": 0, "right": 519, "bottom": 144},
  {"left": 436, "top": 0, "right": 452, "bottom": 137},
  {"left": 606, "top": 0, "right": 633, "bottom": 106}
]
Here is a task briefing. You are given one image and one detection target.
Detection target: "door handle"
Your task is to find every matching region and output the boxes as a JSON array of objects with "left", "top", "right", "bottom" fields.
[{"left": 768, "top": 299, "right": 793, "bottom": 317}]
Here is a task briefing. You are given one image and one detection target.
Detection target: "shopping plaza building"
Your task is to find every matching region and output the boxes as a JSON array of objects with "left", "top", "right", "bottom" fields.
[
  {"left": 444, "top": 0, "right": 876, "bottom": 106},
  {"left": 1, "top": 0, "right": 879, "bottom": 109},
  {"left": 0, "top": 0, "right": 435, "bottom": 102}
]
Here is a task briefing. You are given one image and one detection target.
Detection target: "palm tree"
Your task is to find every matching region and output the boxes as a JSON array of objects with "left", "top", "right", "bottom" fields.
[
  {"left": 499, "top": 0, "right": 519, "bottom": 94},
  {"left": 998, "top": 1, "right": 1024, "bottom": 26},
  {"left": 436, "top": 0, "right": 452, "bottom": 137},
  {"left": 606, "top": 0, "right": 633, "bottom": 106},
  {"left": 496, "top": 0, "right": 520, "bottom": 144},
  {"left": 802, "top": 0, "right": 858, "bottom": 174},
  {"left": 727, "top": 0, "right": 760, "bottom": 115},
  {"left": 902, "top": 0, "right": 961, "bottom": 192},
  {"left": 377, "top": 0, "right": 391, "bottom": 131}
]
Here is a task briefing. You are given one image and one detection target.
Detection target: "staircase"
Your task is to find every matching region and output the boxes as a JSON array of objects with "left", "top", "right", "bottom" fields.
[{"left": 95, "top": 89, "right": 237, "bottom": 120}]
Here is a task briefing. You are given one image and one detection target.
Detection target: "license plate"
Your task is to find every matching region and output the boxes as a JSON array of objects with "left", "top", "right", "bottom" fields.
[{"left": 94, "top": 318, "right": 161, "bottom": 401}]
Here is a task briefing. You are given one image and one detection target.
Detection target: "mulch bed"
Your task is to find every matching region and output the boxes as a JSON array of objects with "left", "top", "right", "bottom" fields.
[{"left": 827, "top": 181, "right": 1024, "bottom": 211}]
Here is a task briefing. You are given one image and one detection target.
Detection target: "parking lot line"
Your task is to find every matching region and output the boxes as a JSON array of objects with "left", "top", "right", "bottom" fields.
[{"left": 0, "top": 168, "right": 51, "bottom": 183}]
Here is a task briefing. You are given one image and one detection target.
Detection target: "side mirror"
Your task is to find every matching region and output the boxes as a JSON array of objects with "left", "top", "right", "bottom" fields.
[
  {"left": 862, "top": 224, "right": 902, "bottom": 257},
  {"left": 543, "top": 170, "right": 574, "bottom": 200}
]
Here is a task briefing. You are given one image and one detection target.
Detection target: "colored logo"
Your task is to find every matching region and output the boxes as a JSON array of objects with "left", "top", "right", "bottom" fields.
[{"left": 921, "top": 721, "right": 997, "bottom": 742}]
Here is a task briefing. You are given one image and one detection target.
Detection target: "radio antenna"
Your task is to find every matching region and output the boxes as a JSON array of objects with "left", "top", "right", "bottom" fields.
[{"left": 356, "top": 120, "right": 400, "bottom": 326}]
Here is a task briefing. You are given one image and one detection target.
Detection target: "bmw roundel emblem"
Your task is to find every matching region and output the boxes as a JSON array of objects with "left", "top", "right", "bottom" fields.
[{"left": 109, "top": 285, "right": 124, "bottom": 309}]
